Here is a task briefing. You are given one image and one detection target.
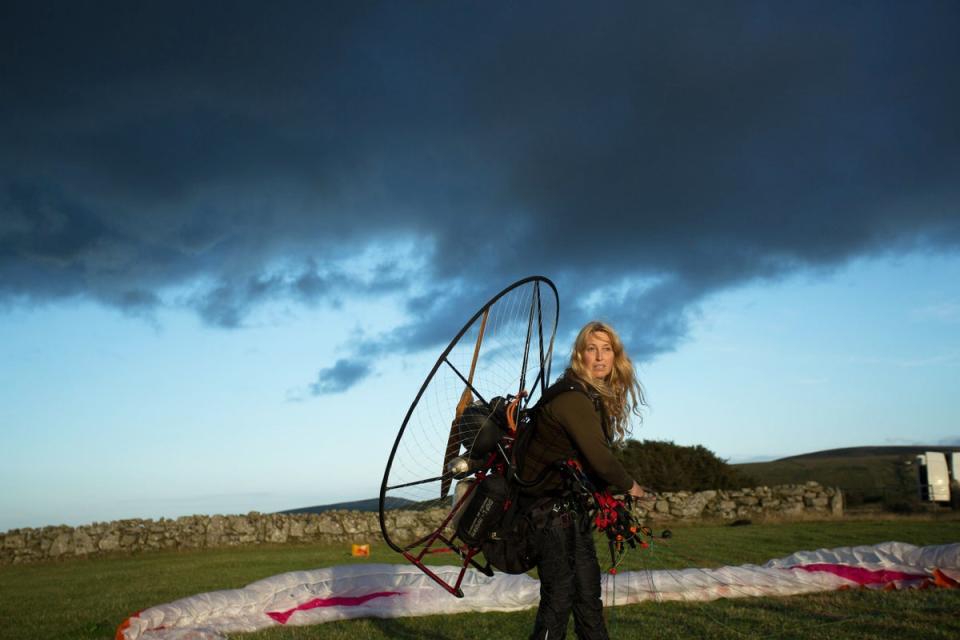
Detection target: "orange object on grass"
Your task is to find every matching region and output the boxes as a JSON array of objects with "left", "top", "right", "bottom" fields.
[
  {"left": 115, "top": 611, "right": 139, "bottom": 640},
  {"left": 352, "top": 544, "right": 371, "bottom": 557},
  {"left": 933, "top": 568, "right": 959, "bottom": 589}
]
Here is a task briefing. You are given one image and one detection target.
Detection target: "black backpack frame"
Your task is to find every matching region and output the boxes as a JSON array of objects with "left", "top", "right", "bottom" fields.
[{"left": 453, "top": 379, "right": 596, "bottom": 575}]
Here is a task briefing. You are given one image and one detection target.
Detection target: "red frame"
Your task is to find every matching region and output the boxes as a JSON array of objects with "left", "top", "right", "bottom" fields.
[{"left": 399, "top": 471, "right": 492, "bottom": 597}]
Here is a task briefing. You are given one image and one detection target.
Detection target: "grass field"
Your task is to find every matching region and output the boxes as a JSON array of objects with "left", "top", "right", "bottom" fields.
[{"left": 1, "top": 517, "right": 958, "bottom": 640}]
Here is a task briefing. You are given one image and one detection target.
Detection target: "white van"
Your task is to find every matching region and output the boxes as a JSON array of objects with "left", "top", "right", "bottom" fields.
[{"left": 916, "top": 452, "right": 951, "bottom": 502}]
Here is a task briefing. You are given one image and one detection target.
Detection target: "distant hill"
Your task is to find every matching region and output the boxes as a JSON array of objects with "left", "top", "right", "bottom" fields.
[
  {"left": 778, "top": 446, "right": 960, "bottom": 461},
  {"left": 280, "top": 498, "right": 385, "bottom": 515},
  {"left": 281, "top": 496, "right": 447, "bottom": 515},
  {"left": 733, "top": 445, "right": 959, "bottom": 508},
  {"left": 284, "top": 446, "right": 958, "bottom": 514}
]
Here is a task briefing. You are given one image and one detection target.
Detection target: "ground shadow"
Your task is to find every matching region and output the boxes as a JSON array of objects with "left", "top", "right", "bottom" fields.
[{"left": 367, "top": 617, "right": 454, "bottom": 640}]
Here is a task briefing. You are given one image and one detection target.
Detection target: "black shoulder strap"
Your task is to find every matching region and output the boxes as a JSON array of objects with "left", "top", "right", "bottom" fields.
[
  {"left": 511, "top": 375, "right": 592, "bottom": 476},
  {"left": 534, "top": 374, "right": 610, "bottom": 442},
  {"left": 533, "top": 374, "right": 592, "bottom": 411},
  {"left": 511, "top": 374, "right": 614, "bottom": 489}
]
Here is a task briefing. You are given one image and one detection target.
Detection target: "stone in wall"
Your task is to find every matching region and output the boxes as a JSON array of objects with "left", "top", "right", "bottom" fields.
[
  {"left": 674, "top": 490, "right": 715, "bottom": 518},
  {"left": 830, "top": 492, "right": 844, "bottom": 516}
]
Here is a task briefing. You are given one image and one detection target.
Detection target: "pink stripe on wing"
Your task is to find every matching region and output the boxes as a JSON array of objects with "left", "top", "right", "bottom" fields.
[
  {"left": 266, "top": 591, "right": 403, "bottom": 624},
  {"left": 794, "top": 563, "right": 928, "bottom": 585}
]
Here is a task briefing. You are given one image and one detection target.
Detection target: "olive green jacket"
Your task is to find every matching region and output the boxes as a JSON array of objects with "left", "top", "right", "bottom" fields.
[{"left": 519, "top": 376, "right": 634, "bottom": 496}]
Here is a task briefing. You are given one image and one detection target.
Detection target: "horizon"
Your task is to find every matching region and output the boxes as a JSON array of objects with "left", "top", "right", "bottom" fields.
[{"left": 6, "top": 442, "right": 960, "bottom": 533}]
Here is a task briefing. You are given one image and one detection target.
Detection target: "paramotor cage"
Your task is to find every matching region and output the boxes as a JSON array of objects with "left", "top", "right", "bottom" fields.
[{"left": 378, "top": 276, "right": 559, "bottom": 596}]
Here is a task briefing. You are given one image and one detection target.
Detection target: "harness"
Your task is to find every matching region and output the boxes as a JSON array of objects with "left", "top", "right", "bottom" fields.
[
  {"left": 454, "top": 375, "right": 641, "bottom": 575},
  {"left": 517, "top": 377, "right": 647, "bottom": 573},
  {"left": 513, "top": 374, "right": 610, "bottom": 496}
]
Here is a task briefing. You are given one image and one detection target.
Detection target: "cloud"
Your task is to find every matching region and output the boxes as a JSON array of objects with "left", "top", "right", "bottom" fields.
[
  {"left": 846, "top": 351, "right": 960, "bottom": 369},
  {"left": 2, "top": 1, "right": 959, "bottom": 392},
  {"left": 912, "top": 302, "right": 960, "bottom": 322},
  {"left": 882, "top": 436, "right": 960, "bottom": 448},
  {"left": 309, "top": 359, "right": 374, "bottom": 396}
]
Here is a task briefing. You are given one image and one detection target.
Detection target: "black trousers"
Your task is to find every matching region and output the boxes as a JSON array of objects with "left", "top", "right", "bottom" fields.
[{"left": 529, "top": 513, "right": 609, "bottom": 640}]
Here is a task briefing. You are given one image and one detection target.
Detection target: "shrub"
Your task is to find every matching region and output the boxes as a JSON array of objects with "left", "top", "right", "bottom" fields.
[{"left": 615, "top": 439, "right": 757, "bottom": 492}]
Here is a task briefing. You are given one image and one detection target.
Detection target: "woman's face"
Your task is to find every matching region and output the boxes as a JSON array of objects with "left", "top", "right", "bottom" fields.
[{"left": 582, "top": 331, "right": 614, "bottom": 380}]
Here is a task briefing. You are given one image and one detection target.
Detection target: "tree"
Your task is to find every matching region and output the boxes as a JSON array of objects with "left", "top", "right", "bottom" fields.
[{"left": 615, "top": 439, "right": 756, "bottom": 492}]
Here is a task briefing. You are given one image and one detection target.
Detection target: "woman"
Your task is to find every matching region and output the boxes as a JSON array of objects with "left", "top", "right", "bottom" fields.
[{"left": 520, "top": 320, "right": 648, "bottom": 640}]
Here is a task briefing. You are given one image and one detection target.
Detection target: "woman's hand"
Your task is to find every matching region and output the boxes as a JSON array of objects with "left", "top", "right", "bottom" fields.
[{"left": 628, "top": 482, "right": 657, "bottom": 510}]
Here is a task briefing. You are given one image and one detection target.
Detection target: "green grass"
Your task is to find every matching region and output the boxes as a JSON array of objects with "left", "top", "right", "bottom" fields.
[{"left": 1, "top": 518, "right": 958, "bottom": 640}]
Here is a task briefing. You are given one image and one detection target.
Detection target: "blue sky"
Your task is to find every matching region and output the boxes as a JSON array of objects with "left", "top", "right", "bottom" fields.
[
  {"left": 643, "top": 252, "right": 960, "bottom": 462},
  {"left": 2, "top": 252, "right": 957, "bottom": 531},
  {"left": 2, "top": 1, "right": 959, "bottom": 530}
]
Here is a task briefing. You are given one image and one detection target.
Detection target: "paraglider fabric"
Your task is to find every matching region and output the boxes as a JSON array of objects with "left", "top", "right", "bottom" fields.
[{"left": 117, "top": 541, "right": 960, "bottom": 640}]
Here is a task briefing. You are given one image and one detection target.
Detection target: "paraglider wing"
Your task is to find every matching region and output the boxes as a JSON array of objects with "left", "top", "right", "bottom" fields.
[{"left": 116, "top": 542, "right": 960, "bottom": 639}]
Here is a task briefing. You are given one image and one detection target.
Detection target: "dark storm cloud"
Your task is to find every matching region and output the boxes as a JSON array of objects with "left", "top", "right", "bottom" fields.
[{"left": 2, "top": 1, "right": 959, "bottom": 392}]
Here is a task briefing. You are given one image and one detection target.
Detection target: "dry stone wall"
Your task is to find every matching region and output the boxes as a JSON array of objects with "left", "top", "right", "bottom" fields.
[
  {"left": 1, "top": 482, "right": 841, "bottom": 565},
  {"left": 646, "top": 481, "right": 843, "bottom": 521}
]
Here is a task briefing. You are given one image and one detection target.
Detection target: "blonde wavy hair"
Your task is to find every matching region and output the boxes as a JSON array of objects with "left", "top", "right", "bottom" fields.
[{"left": 568, "top": 320, "right": 646, "bottom": 443}]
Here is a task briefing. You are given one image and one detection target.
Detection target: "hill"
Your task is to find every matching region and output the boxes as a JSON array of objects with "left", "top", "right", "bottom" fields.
[
  {"left": 778, "top": 446, "right": 960, "bottom": 461},
  {"left": 280, "top": 498, "right": 385, "bottom": 515},
  {"left": 283, "top": 446, "right": 958, "bottom": 515},
  {"left": 733, "top": 445, "right": 959, "bottom": 509}
]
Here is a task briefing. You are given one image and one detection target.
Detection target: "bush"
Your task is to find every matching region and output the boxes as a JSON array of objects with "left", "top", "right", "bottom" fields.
[
  {"left": 615, "top": 439, "right": 757, "bottom": 492},
  {"left": 881, "top": 458, "right": 925, "bottom": 513}
]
